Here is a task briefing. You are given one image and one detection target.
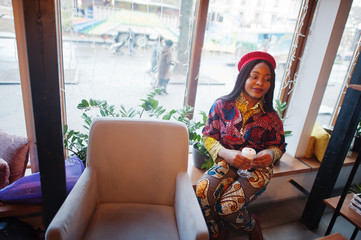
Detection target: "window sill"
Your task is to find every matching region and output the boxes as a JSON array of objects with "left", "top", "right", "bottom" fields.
[
  {"left": 188, "top": 151, "right": 359, "bottom": 186},
  {"left": 0, "top": 202, "right": 42, "bottom": 218}
]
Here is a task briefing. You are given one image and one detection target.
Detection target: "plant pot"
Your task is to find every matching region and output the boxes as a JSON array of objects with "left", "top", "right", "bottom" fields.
[
  {"left": 353, "top": 136, "right": 361, "bottom": 152},
  {"left": 192, "top": 143, "right": 209, "bottom": 169}
]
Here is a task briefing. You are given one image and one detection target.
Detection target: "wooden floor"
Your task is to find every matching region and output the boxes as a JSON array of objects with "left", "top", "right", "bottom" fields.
[{"left": 227, "top": 196, "right": 360, "bottom": 240}]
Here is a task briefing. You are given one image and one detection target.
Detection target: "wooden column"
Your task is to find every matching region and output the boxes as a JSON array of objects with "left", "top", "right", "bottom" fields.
[
  {"left": 19, "top": 0, "right": 66, "bottom": 226},
  {"left": 184, "top": 0, "right": 209, "bottom": 117}
]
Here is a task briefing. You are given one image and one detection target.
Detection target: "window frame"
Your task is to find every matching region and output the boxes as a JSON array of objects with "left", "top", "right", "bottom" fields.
[
  {"left": 12, "top": 0, "right": 357, "bottom": 168},
  {"left": 278, "top": 0, "right": 317, "bottom": 117},
  {"left": 9, "top": 0, "right": 357, "bottom": 224},
  {"left": 12, "top": 0, "right": 38, "bottom": 172}
]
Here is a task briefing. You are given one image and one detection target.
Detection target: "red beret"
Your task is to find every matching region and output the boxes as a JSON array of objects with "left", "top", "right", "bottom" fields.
[{"left": 237, "top": 51, "right": 276, "bottom": 71}]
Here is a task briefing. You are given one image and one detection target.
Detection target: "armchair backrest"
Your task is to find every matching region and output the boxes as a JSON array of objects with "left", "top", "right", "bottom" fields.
[{"left": 86, "top": 118, "right": 189, "bottom": 206}]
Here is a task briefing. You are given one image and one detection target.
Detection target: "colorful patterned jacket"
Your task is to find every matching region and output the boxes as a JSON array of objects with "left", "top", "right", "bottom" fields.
[{"left": 202, "top": 95, "right": 286, "bottom": 163}]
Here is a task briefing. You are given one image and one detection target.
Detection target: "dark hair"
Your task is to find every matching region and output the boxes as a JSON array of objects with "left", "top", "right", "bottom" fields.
[
  {"left": 165, "top": 40, "right": 173, "bottom": 47},
  {"left": 220, "top": 59, "right": 276, "bottom": 112}
]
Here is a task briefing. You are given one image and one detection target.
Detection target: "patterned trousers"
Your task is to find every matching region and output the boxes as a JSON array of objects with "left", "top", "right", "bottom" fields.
[{"left": 195, "top": 159, "right": 273, "bottom": 239}]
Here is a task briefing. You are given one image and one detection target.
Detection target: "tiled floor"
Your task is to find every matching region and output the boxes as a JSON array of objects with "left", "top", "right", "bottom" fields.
[{"left": 225, "top": 197, "right": 361, "bottom": 240}]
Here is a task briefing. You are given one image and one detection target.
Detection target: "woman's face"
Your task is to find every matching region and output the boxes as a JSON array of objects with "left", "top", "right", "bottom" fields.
[{"left": 243, "top": 62, "right": 272, "bottom": 106}]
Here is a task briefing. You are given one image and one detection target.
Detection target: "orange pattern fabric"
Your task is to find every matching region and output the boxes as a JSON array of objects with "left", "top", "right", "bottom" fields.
[{"left": 196, "top": 159, "right": 272, "bottom": 239}]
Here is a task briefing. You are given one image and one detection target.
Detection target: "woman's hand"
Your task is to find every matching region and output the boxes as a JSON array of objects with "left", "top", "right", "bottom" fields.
[
  {"left": 218, "top": 148, "right": 252, "bottom": 170},
  {"left": 253, "top": 149, "right": 274, "bottom": 168}
]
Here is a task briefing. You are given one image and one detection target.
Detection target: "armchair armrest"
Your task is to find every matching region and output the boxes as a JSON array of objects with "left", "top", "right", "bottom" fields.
[
  {"left": 175, "top": 172, "right": 208, "bottom": 240},
  {"left": 46, "top": 168, "right": 98, "bottom": 240}
]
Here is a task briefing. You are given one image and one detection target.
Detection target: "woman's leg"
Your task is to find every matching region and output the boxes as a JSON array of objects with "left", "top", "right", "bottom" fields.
[
  {"left": 220, "top": 167, "right": 272, "bottom": 232},
  {"left": 196, "top": 160, "right": 272, "bottom": 238},
  {"left": 196, "top": 160, "right": 234, "bottom": 239}
]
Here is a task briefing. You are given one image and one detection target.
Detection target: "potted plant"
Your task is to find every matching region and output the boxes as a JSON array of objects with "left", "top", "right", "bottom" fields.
[
  {"left": 187, "top": 110, "right": 214, "bottom": 170},
  {"left": 63, "top": 89, "right": 213, "bottom": 168},
  {"left": 192, "top": 141, "right": 213, "bottom": 170}
]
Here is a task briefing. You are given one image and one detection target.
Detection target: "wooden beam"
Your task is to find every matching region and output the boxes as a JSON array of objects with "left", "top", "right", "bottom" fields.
[
  {"left": 20, "top": 0, "right": 66, "bottom": 226},
  {"left": 279, "top": 0, "right": 317, "bottom": 117},
  {"left": 184, "top": 0, "right": 209, "bottom": 117}
]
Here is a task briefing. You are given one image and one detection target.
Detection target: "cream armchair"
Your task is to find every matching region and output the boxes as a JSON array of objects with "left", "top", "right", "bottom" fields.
[{"left": 45, "top": 118, "right": 208, "bottom": 240}]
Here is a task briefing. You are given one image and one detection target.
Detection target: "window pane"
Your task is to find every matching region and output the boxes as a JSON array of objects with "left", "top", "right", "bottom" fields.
[
  {"left": 194, "top": 0, "right": 302, "bottom": 119},
  {"left": 0, "top": 1, "right": 26, "bottom": 136},
  {"left": 61, "top": 0, "right": 195, "bottom": 131},
  {"left": 316, "top": 0, "right": 361, "bottom": 126}
]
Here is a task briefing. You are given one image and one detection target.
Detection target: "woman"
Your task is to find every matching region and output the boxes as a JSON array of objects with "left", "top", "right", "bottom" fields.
[{"left": 196, "top": 51, "right": 286, "bottom": 240}]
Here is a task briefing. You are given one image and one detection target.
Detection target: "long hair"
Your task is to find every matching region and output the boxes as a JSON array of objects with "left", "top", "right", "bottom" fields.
[{"left": 220, "top": 59, "right": 276, "bottom": 112}]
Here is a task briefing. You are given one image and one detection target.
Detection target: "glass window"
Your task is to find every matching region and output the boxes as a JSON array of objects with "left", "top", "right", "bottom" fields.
[
  {"left": 0, "top": 1, "right": 26, "bottom": 136},
  {"left": 194, "top": 0, "right": 302, "bottom": 120},
  {"left": 60, "top": 0, "right": 196, "bottom": 132},
  {"left": 316, "top": 0, "right": 361, "bottom": 127}
]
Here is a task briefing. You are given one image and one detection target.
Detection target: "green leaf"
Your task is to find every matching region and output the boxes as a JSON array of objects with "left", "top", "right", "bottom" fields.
[
  {"left": 163, "top": 109, "right": 177, "bottom": 120},
  {"left": 200, "top": 111, "right": 208, "bottom": 125},
  {"left": 284, "top": 130, "right": 292, "bottom": 136},
  {"left": 201, "top": 158, "right": 214, "bottom": 170},
  {"left": 157, "top": 108, "right": 166, "bottom": 117},
  {"left": 67, "top": 130, "right": 74, "bottom": 138},
  {"left": 82, "top": 113, "right": 92, "bottom": 123},
  {"left": 101, "top": 101, "right": 108, "bottom": 108},
  {"left": 78, "top": 99, "right": 89, "bottom": 109},
  {"left": 119, "top": 105, "right": 128, "bottom": 117},
  {"left": 149, "top": 99, "right": 159, "bottom": 109},
  {"left": 63, "top": 124, "right": 68, "bottom": 134},
  {"left": 128, "top": 109, "right": 136, "bottom": 118},
  {"left": 349, "top": 183, "right": 361, "bottom": 194},
  {"left": 141, "top": 102, "right": 152, "bottom": 111},
  {"left": 89, "top": 98, "right": 95, "bottom": 107}
]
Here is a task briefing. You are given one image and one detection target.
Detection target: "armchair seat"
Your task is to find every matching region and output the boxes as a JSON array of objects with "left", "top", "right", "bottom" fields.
[
  {"left": 84, "top": 203, "right": 179, "bottom": 240},
  {"left": 46, "top": 118, "right": 208, "bottom": 240}
]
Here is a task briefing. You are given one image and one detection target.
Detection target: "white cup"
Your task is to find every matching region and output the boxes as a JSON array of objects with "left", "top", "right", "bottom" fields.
[
  {"left": 237, "top": 147, "right": 257, "bottom": 177},
  {"left": 242, "top": 147, "right": 256, "bottom": 161}
]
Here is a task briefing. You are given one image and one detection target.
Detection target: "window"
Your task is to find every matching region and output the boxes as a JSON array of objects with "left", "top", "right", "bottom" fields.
[
  {"left": 274, "top": 0, "right": 280, "bottom": 8},
  {"left": 317, "top": 0, "right": 361, "bottom": 127},
  {"left": 0, "top": 2, "right": 26, "bottom": 136},
  {"left": 60, "top": 0, "right": 196, "bottom": 134},
  {"left": 194, "top": 0, "right": 302, "bottom": 121},
  {"left": 5, "top": 0, "right": 356, "bottom": 169}
]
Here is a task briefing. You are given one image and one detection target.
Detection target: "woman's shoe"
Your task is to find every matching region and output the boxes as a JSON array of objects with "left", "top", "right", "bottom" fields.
[{"left": 249, "top": 214, "right": 263, "bottom": 240}]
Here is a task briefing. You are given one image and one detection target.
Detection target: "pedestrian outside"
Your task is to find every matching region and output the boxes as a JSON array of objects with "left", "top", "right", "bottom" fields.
[
  {"left": 128, "top": 28, "right": 135, "bottom": 55},
  {"left": 157, "top": 39, "right": 175, "bottom": 95}
]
